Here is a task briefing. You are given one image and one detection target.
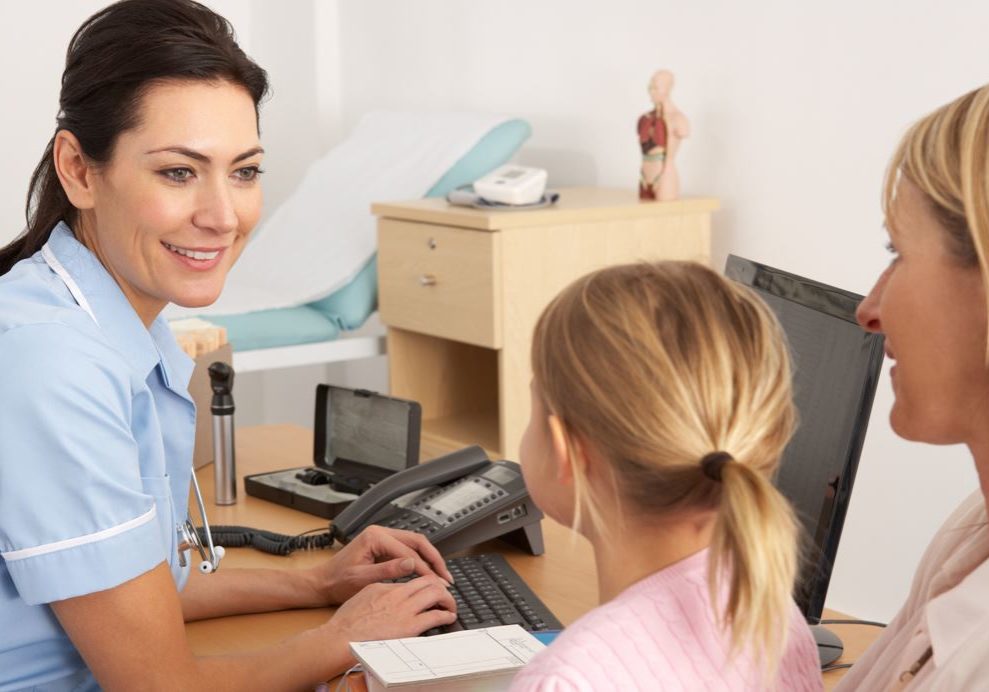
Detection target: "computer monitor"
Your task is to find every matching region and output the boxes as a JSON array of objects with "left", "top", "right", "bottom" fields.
[{"left": 725, "top": 256, "right": 885, "bottom": 664}]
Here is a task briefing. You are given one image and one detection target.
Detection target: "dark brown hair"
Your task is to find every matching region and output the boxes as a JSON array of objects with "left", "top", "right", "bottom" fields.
[{"left": 0, "top": 0, "right": 268, "bottom": 275}]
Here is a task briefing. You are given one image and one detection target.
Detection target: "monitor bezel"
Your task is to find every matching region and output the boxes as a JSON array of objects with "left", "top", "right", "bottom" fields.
[{"left": 725, "top": 255, "right": 885, "bottom": 621}]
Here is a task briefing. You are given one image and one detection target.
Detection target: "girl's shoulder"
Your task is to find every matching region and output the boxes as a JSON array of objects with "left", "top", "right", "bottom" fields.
[
  {"left": 510, "top": 556, "right": 721, "bottom": 691},
  {"left": 511, "top": 557, "right": 823, "bottom": 692},
  {"left": 509, "top": 597, "right": 659, "bottom": 692}
]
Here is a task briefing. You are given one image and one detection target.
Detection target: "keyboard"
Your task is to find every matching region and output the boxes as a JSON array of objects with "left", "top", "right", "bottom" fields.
[{"left": 395, "top": 554, "right": 564, "bottom": 636}]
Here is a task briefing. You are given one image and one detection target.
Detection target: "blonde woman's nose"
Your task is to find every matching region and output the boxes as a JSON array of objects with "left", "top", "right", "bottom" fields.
[{"left": 855, "top": 266, "right": 890, "bottom": 334}]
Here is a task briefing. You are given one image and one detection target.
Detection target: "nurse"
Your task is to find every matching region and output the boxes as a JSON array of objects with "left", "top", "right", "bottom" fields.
[{"left": 0, "top": 1, "right": 455, "bottom": 690}]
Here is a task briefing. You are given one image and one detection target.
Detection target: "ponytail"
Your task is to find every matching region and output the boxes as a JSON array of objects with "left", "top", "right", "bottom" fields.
[
  {"left": 0, "top": 137, "right": 73, "bottom": 276},
  {"left": 708, "top": 459, "right": 800, "bottom": 673}
]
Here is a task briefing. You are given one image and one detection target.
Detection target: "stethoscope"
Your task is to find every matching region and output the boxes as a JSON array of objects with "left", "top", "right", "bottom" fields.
[
  {"left": 176, "top": 482, "right": 224, "bottom": 574},
  {"left": 42, "top": 242, "right": 224, "bottom": 574}
]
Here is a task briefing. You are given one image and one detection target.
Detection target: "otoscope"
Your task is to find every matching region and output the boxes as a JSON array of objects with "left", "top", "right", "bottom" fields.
[{"left": 208, "top": 361, "right": 237, "bottom": 505}]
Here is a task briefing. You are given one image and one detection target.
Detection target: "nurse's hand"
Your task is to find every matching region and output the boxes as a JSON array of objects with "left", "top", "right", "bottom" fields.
[
  {"left": 326, "top": 575, "right": 457, "bottom": 643},
  {"left": 314, "top": 525, "right": 454, "bottom": 605}
]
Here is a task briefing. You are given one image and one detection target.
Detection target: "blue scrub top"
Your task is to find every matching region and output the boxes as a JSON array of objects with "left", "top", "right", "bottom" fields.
[{"left": 0, "top": 223, "right": 196, "bottom": 691}]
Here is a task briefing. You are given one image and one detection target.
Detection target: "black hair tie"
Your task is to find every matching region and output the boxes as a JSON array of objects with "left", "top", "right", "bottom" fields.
[{"left": 701, "top": 451, "right": 734, "bottom": 482}]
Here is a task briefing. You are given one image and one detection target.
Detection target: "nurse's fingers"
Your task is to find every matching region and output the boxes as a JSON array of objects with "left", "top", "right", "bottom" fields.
[
  {"left": 367, "top": 528, "right": 453, "bottom": 583},
  {"left": 396, "top": 576, "right": 457, "bottom": 615}
]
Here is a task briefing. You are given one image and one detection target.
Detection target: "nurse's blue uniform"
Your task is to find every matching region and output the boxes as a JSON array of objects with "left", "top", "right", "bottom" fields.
[{"left": 0, "top": 223, "right": 195, "bottom": 691}]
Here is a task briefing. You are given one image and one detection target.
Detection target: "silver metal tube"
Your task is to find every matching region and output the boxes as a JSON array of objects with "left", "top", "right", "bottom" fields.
[{"left": 212, "top": 414, "right": 237, "bottom": 505}]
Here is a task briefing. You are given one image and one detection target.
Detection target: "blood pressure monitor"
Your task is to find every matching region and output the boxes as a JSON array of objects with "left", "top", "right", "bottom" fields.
[{"left": 473, "top": 165, "right": 548, "bottom": 206}]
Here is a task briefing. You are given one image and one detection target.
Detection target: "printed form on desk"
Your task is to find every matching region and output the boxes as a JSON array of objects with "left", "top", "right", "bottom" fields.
[{"left": 350, "top": 625, "right": 545, "bottom": 692}]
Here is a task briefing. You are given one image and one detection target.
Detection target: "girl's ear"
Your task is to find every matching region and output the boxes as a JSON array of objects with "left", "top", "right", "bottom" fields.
[
  {"left": 547, "top": 414, "right": 582, "bottom": 485},
  {"left": 53, "top": 130, "right": 97, "bottom": 211}
]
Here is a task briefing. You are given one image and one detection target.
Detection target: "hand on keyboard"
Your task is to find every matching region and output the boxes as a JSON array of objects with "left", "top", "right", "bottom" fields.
[
  {"left": 390, "top": 554, "right": 564, "bottom": 637},
  {"left": 330, "top": 574, "right": 457, "bottom": 642},
  {"left": 319, "top": 525, "right": 454, "bottom": 605}
]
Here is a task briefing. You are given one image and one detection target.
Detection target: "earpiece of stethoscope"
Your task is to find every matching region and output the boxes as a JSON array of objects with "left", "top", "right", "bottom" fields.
[{"left": 176, "top": 469, "right": 223, "bottom": 574}]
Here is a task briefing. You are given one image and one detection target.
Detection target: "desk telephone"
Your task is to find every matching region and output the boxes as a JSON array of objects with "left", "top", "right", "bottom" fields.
[{"left": 329, "top": 445, "right": 545, "bottom": 556}]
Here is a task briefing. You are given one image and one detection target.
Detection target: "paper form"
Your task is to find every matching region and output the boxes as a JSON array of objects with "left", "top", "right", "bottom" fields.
[{"left": 350, "top": 625, "right": 545, "bottom": 687}]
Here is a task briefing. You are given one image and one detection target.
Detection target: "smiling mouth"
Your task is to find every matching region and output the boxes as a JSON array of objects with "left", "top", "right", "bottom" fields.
[{"left": 162, "top": 241, "right": 221, "bottom": 261}]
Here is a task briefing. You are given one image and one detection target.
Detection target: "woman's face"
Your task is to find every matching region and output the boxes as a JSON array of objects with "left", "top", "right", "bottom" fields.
[
  {"left": 80, "top": 79, "right": 263, "bottom": 324},
  {"left": 856, "top": 179, "right": 989, "bottom": 445}
]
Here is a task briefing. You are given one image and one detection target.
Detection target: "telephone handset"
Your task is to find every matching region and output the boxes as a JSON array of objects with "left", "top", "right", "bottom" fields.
[{"left": 330, "top": 446, "right": 545, "bottom": 556}]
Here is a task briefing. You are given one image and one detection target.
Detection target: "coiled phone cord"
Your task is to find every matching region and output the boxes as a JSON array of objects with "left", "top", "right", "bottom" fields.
[{"left": 197, "top": 525, "right": 334, "bottom": 556}]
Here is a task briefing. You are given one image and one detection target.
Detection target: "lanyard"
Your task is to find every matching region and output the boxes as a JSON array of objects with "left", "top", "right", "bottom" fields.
[{"left": 41, "top": 242, "right": 100, "bottom": 327}]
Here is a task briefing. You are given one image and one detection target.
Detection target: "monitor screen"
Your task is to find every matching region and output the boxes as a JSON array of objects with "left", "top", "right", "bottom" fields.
[{"left": 725, "top": 256, "right": 885, "bottom": 620}]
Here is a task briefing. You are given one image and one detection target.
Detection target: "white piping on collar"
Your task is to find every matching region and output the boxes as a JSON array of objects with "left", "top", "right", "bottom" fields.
[{"left": 41, "top": 243, "right": 100, "bottom": 327}]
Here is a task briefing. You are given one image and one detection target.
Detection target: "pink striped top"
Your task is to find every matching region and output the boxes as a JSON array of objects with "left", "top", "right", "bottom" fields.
[{"left": 510, "top": 548, "right": 822, "bottom": 691}]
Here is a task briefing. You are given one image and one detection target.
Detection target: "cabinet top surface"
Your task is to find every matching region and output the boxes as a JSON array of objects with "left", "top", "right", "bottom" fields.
[{"left": 372, "top": 187, "right": 719, "bottom": 231}]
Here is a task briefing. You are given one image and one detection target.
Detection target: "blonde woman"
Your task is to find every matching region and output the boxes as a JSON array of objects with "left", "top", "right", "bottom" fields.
[
  {"left": 509, "top": 262, "right": 822, "bottom": 691},
  {"left": 835, "top": 86, "right": 989, "bottom": 689}
]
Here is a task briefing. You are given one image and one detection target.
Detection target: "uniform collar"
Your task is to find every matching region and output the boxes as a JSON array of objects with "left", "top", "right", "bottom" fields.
[
  {"left": 43, "top": 222, "right": 195, "bottom": 396},
  {"left": 925, "top": 524, "right": 989, "bottom": 668}
]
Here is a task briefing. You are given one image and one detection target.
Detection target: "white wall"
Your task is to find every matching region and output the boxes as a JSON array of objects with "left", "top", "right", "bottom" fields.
[{"left": 1, "top": 0, "right": 984, "bottom": 623}]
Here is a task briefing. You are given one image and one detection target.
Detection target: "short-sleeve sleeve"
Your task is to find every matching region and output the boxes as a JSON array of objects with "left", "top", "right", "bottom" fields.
[{"left": 0, "top": 323, "right": 166, "bottom": 605}]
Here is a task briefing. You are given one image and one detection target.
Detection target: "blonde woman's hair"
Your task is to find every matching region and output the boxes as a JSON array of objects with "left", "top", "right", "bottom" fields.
[
  {"left": 885, "top": 84, "right": 989, "bottom": 354},
  {"left": 531, "top": 261, "right": 800, "bottom": 672}
]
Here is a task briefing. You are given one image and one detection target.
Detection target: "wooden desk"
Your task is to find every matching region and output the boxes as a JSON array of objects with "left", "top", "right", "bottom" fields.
[{"left": 187, "top": 425, "right": 875, "bottom": 689}]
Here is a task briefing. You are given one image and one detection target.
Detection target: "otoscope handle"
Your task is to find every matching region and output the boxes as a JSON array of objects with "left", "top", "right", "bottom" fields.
[{"left": 208, "top": 361, "right": 237, "bottom": 505}]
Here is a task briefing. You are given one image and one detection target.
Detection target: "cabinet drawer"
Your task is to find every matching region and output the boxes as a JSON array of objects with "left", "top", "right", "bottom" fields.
[{"left": 378, "top": 219, "right": 502, "bottom": 348}]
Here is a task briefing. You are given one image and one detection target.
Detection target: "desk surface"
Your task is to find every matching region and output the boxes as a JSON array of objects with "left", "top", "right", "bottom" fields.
[{"left": 187, "top": 425, "right": 877, "bottom": 689}]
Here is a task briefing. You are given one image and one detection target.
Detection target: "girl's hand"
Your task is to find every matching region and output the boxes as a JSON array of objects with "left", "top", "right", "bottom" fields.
[
  {"left": 315, "top": 525, "right": 454, "bottom": 605},
  {"left": 327, "top": 576, "right": 457, "bottom": 642}
]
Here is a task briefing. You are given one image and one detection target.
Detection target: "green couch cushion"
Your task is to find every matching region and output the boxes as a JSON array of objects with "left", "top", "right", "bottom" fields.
[{"left": 209, "top": 305, "right": 340, "bottom": 352}]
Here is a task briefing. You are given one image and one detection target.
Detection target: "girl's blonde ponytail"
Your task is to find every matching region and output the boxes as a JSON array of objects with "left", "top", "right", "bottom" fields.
[{"left": 708, "top": 456, "right": 800, "bottom": 672}]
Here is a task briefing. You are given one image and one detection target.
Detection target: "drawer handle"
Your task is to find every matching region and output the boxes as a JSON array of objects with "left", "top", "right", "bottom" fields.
[
  {"left": 427, "top": 238, "right": 437, "bottom": 250},
  {"left": 418, "top": 274, "right": 437, "bottom": 287}
]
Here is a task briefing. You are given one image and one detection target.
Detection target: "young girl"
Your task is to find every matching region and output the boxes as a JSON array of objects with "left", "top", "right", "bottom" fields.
[{"left": 510, "top": 261, "right": 822, "bottom": 690}]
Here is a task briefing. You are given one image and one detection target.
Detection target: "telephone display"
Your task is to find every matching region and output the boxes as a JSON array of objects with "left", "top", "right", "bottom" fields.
[{"left": 330, "top": 446, "right": 545, "bottom": 556}]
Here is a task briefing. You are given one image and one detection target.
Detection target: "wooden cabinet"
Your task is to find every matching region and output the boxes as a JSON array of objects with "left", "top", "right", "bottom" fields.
[{"left": 374, "top": 187, "right": 718, "bottom": 461}]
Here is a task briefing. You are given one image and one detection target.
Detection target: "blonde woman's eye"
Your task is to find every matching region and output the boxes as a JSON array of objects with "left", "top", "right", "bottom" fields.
[
  {"left": 160, "top": 167, "right": 194, "bottom": 183},
  {"left": 885, "top": 241, "right": 901, "bottom": 266},
  {"left": 234, "top": 166, "right": 264, "bottom": 182}
]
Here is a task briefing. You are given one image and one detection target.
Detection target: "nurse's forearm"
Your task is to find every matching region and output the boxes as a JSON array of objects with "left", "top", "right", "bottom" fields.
[
  {"left": 54, "top": 564, "right": 356, "bottom": 690},
  {"left": 180, "top": 566, "right": 323, "bottom": 621},
  {"left": 196, "top": 624, "right": 355, "bottom": 689}
]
